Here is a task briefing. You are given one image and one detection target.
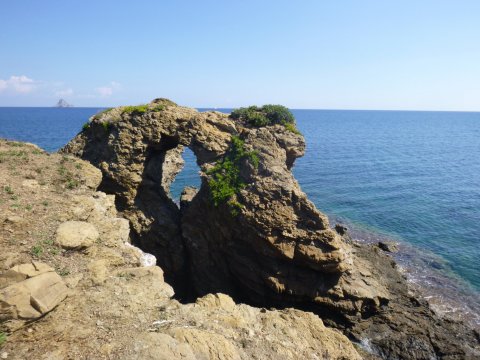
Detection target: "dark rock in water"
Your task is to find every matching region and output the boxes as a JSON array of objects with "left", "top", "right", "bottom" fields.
[
  {"left": 55, "top": 99, "right": 73, "bottom": 108},
  {"left": 377, "top": 241, "right": 399, "bottom": 253},
  {"left": 62, "top": 99, "right": 480, "bottom": 360},
  {"left": 335, "top": 223, "right": 348, "bottom": 235},
  {"left": 429, "top": 260, "right": 445, "bottom": 270}
]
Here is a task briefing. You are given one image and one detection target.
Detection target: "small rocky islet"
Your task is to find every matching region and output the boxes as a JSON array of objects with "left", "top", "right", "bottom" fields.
[{"left": 0, "top": 99, "right": 478, "bottom": 359}]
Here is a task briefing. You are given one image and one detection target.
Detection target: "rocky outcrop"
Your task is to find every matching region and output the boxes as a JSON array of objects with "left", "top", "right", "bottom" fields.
[
  {"left": 55, "top": 99, "right": 73, "bottom": 108},
  {"left": 55, "top": 221, "right": 99, "bottom": 249},
  {"left": 61, "top": 99, "right": 480, "bottom": 359},
  {"left": 0, "top": 138, "right": 362, "bottom": 359},
  {"left": 63, "top": 99, "right": 388, "bottom": 319}
]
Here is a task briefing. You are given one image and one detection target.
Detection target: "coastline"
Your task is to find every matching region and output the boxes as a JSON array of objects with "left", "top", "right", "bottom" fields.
[
  {"left": 329, "top": 213, "right": 480, "bottom": 329},
  {"left": 1, "top": 97, "right": 479, "bottom": 357}
]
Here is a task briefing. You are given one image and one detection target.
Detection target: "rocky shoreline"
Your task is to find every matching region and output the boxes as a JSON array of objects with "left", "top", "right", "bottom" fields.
[
  {"left": 330, "top": 215, "right": 480, "bottom": 330},
  {"left": 1, "top": 99, "right": 479, "bottom": 359}
]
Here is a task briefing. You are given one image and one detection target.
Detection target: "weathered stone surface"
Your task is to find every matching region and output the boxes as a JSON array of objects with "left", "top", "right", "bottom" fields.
[
  {"left": 171, "top": 293, "right": 363, "bottom": 360},
  {"left": 55, "top": 221, "right": 99, "bottom": 249},
  {"left": 0, "top": 264, "right": 68, "bottom": 329},
  {"left": 10, "top": 261, "right": 54, "bottom": 278},
  {"left": 134, "top": 333, "right": 197, "bottom": 360},
  {"left": 87, "top": 259, "right": 109, "bottom": 285}
]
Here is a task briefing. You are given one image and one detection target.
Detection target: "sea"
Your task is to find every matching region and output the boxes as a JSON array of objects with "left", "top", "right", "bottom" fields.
[{"left": 0, "top": 107, "right": 479, "bottom": 327}]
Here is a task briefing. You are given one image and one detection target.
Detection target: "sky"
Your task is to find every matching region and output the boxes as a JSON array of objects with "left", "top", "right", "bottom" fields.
[{"left": 1, "top": 0, "right": 479, "bottom": 110}]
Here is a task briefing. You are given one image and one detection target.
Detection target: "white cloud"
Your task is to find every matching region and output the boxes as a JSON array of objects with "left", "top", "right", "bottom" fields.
[
  {"left": 54, "top": 88, "right": 74, "bottom": 97},
  {"left": 95, "top": 81, "right": 121, "bottom": 97},
  {"left": 0, "top": 75, "right": 36, "bottom": 94}
]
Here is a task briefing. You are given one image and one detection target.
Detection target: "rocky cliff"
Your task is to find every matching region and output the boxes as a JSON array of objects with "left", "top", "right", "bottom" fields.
[
  {"left": 63, "top": 99, "right": 388, "bottom": 318},
  {"left": 60, "top": 99, "right": 479, "bottom": 359},
  {"left": 0, "top": 139, "right": 361, "bottom": 359}
]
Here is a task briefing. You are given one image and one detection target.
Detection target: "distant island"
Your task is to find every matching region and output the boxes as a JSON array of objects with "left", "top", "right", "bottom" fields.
[{"left": 55, "top": 99, "right": 73, "bottom": 108}]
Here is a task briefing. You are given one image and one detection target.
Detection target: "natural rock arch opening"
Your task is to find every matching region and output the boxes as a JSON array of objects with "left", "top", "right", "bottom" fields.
[{"left": 169, "top": 147, "right": 201, "bottom": 205}]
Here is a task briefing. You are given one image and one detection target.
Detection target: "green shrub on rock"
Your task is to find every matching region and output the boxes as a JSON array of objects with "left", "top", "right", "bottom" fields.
[
  {"left": 230, "top": 104, "right": 301, "bottom": 134},
  {"left": 230, "top": 104, "right": 294, "bottom": 126},
  {"left": 122, "top": 104, "right": 149, "bottom": 115},
  {"left": 207, "top": 136, "right": 258, "bottom": 215}
]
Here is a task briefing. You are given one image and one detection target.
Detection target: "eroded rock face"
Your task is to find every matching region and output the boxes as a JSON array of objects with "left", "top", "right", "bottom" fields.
[
  {"left": 62, "top": 99, "right": 480, "bottom": 359},
  {"left": 0, "top": 137, "right": 365, "bottom": 360},
  {"left": 63, "top": 99, "right": 387, "bottom": 319}
]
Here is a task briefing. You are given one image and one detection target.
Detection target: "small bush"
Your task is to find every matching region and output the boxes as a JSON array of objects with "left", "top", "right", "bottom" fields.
[
  {"left": 65, "top": 179, "right": 79, "bottom": 189},
  {"left": 284, "top": 122, "right": 301, "bottom": 135},
  {"left": 31, "top": 244, "right": 43, "bottom": 257},
  {"left": 101, "top": 121, "right": 111, "bottom": 132},
  {"left": 82, "top": 122, "right": 90, "bottom": 131},
  {"left": 122, "top": 104, "right": 149, "bottom": 115},
  {"left": 207, "top": 136, "right": 258, "bottom": 215},
  {"left": 58, "top": 268, "right": 70, "bottom": 276},
  {"left": 230, "top": 104, "right": 295, "bottom": 127}
]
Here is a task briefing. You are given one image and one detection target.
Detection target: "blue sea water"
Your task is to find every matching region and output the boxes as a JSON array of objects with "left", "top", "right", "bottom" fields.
[{"left": 0, "top": 107, "right": 479, "bottom": 323}]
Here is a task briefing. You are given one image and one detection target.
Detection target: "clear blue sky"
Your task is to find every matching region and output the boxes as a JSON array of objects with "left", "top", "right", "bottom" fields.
[{"left": 1, "top": 1, "right": 479, "bottom": 110}]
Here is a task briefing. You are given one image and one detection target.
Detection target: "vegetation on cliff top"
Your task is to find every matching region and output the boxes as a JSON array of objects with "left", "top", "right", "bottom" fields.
[
  {"left": 230, "top": 104, "right": 301, "bottom": 134},
  {"left": 122, "top": 104, "right": 166, "bottom": 115},
  {"left": 207, "top": 135, "right": 258, "bottom": 215}
]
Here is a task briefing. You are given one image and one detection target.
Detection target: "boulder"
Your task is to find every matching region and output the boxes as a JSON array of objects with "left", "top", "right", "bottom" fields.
[
  {"left": 55, "top": 221, "right": 99, "bottom": 249},
  {"left": 0, "top": 263, "right": 68, "bottom": 330}
]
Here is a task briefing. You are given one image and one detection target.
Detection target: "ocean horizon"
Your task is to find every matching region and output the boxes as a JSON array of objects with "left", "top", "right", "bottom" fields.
[{"left": 0, "top": 106, "right": 479, "bottom": 326}]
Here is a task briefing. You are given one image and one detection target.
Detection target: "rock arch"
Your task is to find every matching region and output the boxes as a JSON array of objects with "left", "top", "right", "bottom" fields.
[{"left": 63, "top": 99, "right": 387, "bottom": 318}]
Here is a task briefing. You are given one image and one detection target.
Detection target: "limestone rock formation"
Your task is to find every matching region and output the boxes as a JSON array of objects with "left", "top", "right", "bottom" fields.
[
  {"left": 0, "top": 138, "right": 362, "bottom": 359},
  {"left": 1, "top": 136, "right": 479, "bottom": 358},
  {"left": 55, "top": 220, "right": 99, "bottom": 249},
  {"left": 63, "top": 99, "right": 387, "bottom": 319},
  {"left": 61, "top": 99, "right": 480, "bottom": 359},
  {"left": 0, "top": 262, "right": 68, "bottom": 331}
]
